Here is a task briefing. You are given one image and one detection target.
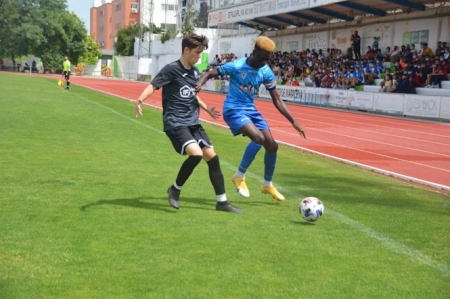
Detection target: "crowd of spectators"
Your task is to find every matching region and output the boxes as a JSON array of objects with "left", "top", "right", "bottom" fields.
[{"left": 211, "top": 40, "right": 449, "bottom": 94}]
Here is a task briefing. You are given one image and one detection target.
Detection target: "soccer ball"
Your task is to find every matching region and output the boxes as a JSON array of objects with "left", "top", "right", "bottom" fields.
[{"left": 299, "top": 197, "right": 324, "bottom": 222}]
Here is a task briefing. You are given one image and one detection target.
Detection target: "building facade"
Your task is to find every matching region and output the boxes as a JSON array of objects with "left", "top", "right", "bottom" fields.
[
  {"left": 91, "top": 0, "right": 141, "bottom": 52},
  {"left": 91, "top": 0, "right": 186, "bottom": 53}
]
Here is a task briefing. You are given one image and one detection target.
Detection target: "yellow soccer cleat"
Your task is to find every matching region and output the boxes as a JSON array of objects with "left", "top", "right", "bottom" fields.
[
  {"left": 261, "top": 185, "right": 285, "bottom": 201},
  {"left": 231, "top": 175, "right": 250, "bottom": 198}
]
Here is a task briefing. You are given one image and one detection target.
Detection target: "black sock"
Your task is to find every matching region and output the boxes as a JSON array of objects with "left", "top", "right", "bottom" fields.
[
  {"left": 207, "top": 155, "right": 225, "bottom": 195},
  {"left": 175, "top": 155, "right": 202, "bottom": 187}
]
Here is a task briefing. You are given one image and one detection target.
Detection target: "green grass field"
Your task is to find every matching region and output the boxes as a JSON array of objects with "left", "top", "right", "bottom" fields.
[{"left": 0, "top": 73, "right": 449, "bottom": 298}]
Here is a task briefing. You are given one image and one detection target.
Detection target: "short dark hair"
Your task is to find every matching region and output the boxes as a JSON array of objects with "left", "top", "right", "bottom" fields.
[{"left": 181, "top": 33, "right": 209, "bottom": 52}]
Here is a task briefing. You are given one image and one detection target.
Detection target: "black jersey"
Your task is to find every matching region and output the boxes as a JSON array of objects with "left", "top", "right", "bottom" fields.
[{"left": 151, "top": 60, "right": 200, "bottom": 132}]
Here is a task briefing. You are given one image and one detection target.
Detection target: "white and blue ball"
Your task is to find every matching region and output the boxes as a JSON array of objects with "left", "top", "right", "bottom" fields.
[{"left": 300, "top": 197, "right": 324, "bottom": 221}]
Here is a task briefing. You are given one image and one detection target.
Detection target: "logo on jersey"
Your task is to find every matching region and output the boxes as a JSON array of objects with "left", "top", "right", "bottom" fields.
[
  {"left": 194, "top": 70, "right": 199, "bottom": 79},
  {"left": 241, "top": 71, "right": 247, "bottom": 79},
  {"left": 182, "top": 73, "right": 188, "bottom": 77},
  {"left": 180, "top": 85, "right": 195, "bottom": 98},
  {"left": 239, "top": 83, "right": 254, "bottom": 94}
]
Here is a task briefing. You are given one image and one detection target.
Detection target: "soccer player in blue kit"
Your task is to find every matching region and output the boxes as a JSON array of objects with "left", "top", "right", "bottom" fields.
[{"left": 197, "top": 36, "right": 306, "bottom": 201}]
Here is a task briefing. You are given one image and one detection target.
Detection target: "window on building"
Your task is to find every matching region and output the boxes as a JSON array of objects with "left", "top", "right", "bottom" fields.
[
  {"left": 161, "top": 4, "right": 177, "bottom": 11},
  {"left": 116, "top": 3, "right": 121, "bottom": 11},
  {"left": 131, "top": 2, "right": 138, "bottom": 10}
]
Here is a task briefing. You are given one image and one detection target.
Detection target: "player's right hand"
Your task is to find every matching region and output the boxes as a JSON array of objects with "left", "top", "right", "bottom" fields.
[
  {"left": 135, "top": 99, "right": 143, "bottom": 118},
  {"left": 293, "top": 122, "right": 306, "bottom": 139}
]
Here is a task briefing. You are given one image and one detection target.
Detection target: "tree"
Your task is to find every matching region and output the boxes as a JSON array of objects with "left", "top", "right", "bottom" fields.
[
  {"left": 79, "top": 35, "right": 102, "bottom": 65},
  {"left": 0, "top": 0, "right": 87, "bottom": 67},
  {"left": 160, "top": 27, "right": 176, "bottom": 44},
  {"left": 115, "top": 24, "right": 140, "bottom": 56},
  {"left": 180, "top": 20, "right": 195, "bottom": 37}
]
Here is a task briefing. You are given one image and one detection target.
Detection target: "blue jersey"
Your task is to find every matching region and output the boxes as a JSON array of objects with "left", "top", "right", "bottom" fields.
[{"left": 217, "top": 58, "right": 276, "bottom": 110}]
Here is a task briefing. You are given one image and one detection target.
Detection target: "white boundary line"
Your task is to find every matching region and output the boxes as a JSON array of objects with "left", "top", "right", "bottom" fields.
[
  {"left": 63, "top": 85, "right": 450, "bottom": 276},
  {"left": 70, "top": 82, "right": 450, "bottom": 193}
]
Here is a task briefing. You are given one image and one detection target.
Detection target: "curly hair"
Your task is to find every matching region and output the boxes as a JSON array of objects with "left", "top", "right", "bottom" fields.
[{"left": 255, "top": 36, "right": 276, "bottom": 52}]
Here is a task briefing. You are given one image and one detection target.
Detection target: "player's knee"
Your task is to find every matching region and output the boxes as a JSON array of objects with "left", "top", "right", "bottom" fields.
[
  {"left": 265, "top": 140, "right": 278, "bottom": 153},
  {"left": 252, "top": 132, "right": 265, "bottom": 145},
  {"left": 207, "top": 155, "right": 220, "bottom": 168},
  {"left": 187, "top": 155, "right": 203, "bottom": 166}
]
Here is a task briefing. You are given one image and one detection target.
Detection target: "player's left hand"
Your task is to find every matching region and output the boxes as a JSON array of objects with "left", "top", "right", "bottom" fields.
[
  {"left": 293, "top": 122, "right": 306, "bottom": 139},
  {"left": 135, "top": 99, "right": 143, "bottom": 118},
  {"left": 206, "top": 105, "right": 221, "bottom": 120}
]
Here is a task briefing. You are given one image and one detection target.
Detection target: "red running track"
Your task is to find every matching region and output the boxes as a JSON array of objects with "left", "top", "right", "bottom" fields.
[{"left": 65, "top": 76, "right": 450, "bottom": 192}]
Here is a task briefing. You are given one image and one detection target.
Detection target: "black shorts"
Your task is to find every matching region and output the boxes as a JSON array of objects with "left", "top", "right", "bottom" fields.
[
  {"left": 63, "top": 71, "right": 71, "bottom": 80},
  {"left": 165, "top": 125, "right": 213, "bottom": 155}
]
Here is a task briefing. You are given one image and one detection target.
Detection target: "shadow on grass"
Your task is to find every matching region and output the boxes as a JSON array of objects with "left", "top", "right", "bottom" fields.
[
  {"left": 290, "top": 220, "right": 318, "bottom": 226},
  {"left": 80, "top": 196, "right": 217, "bottom": 213}
]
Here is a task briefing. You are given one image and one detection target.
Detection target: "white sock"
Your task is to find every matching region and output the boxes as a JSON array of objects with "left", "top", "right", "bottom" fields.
[
  {"left": 173, "top": 182, "right": 182, "bottom": 190},
  {"left": 216, "top": 193, "right": 227, "bottom": 202},
  {"left": 234, "top": 171, "right": 245, "bottom": 179},
  {"left": 263, "top": 180, "right": 272, "bottom": 187}
]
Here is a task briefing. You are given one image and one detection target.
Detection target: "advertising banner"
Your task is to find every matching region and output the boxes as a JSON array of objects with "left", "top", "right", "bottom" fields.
[
  {"left": 309, "top": 0, "right": 345, "bottom": 8},
  {"left": 373, "top": 93, "right": 404, "bottom": 114},
  {"left": 226, "top": 4, "right": 254, "bottom": 23},
  {"left": 403, "top": 94, "right": 440, "bottom": 118},
  {"left": 439, "top": 96, "right": 450, "bottom": 119},
  {"left": 327, "top": 89, "right": 348, "bottom": 108},
  {"left": 208, "top": 10, "right": 227, "bottom": 26},
  {"left": 347, "top": 91, "right": 374, "bottom": 110},
  {"left": 253, "top": 0, "right": 277, "bottom": 18},
  {"left": 276, "top": 0, "right": 308, "bottom": 14}
]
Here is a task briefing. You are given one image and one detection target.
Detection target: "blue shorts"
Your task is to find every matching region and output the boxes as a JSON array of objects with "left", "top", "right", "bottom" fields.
[{"left": 223, "top": 109, "right": 269, "bottom": 136}]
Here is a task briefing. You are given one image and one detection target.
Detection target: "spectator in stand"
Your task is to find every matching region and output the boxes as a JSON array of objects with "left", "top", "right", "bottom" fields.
[
  {"left": 383, "top": 46, "right": 391, "bottom": 60},
  {"left": 420, "top": 43, "right": 434, "bottom": 57},
  {"left": 320, "top": 70, "right": 334, "bottom": 88},
  {"left": 363, "top": 46, "right": 375, "bottom": 59},
  {"left": 372, "top": 37, "right": 379, "bottom": 51},
  {"left": 355, "top": 66, "right": 366, "bottom": 85},
  {"left": 379, "top": 74, "right": 394, "bottom": 92},
  {"left": 410, "top": 69, "right": 421, "bottom": 88},
  {"left": 444, "top": 46, "right": 450, "bottom": 60},
  {"left": 211, "top": 55, "right": 221, "bottom": 66},
  {"left": 272, "top": 63, "right": 281, "bottom": 79},
  {"left": 351, "top": 30, "right": 361, "bottom": 60},
  {"left": 291, "top": 77, "right": 300, "bottom": 86},
  {"left": 390, "top": 46, "right": 400, "bottom": 62},
  {"left": 346, "top": 47, "right": 353, "bottom": 60},
  {"left": 393, "top": 73, "right": 415, "bottom": 94},
  {"left": 285, "top": 76, "right": 294, "bottom": 85},
  {"left": 444, "top": 57, "right": 450, "bottom": 73},
  {"left": 418, "top": 61, "right": 431, "bottom": 87},
  {"left": 435, "top": 41, "right": 443, "bottom": 56},
  {"left": 428, "top": 59, "right": 446, "bottom": 88}
]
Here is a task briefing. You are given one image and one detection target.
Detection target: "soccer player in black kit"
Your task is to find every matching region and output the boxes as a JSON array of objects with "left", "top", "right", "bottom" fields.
[{"left": 135, "top": 33, "right": 242, "bottom": 213}]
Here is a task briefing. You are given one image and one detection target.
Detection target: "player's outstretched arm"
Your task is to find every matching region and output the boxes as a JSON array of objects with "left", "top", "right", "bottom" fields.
[
  {"left": 269, "top": 88, "right": 306, "bottom": 139},
  {"left": 197, "top": 95, "right": 221, "bottom": 120},
  {"left": 196, "top": 68, "right": 221, "bottom": 92},
  {"left": 135, "top": 84, "right": 156, "bottom": 118}
]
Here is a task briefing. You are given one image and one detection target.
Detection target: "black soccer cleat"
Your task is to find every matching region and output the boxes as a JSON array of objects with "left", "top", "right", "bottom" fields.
[
  {"left": 216, "top": 201, "right": 243, "bottom": 214},
  {"left": 167, "top": 186, "right": 180, "bottom": 209}
]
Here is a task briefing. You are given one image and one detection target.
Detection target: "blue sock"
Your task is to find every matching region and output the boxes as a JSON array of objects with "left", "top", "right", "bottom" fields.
[
  {"left": 238, "top": 141, "right": 262, "bottom": 173},
  {"left": 264, "top": 151, "right": 277, "bottom": 182}
]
